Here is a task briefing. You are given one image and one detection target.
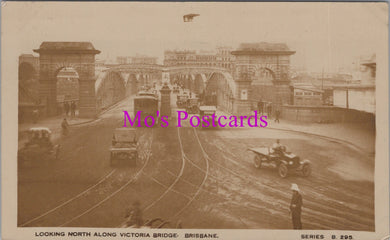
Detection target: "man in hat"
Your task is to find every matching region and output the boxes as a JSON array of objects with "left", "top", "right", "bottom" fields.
[
  {"left": 289, "top": 183, "right": 303, "bottom": 229},
  {"left": 125, "top": 200, "right": 144, "bottom": 228},
  {"left": 272, "top": 139, "right": 285, "bottom": 157}
]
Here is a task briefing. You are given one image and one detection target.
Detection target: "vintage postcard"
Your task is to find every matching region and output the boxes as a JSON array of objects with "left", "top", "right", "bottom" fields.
[{"left": 1, "top": 2, "right": 389, "bottom": 240}]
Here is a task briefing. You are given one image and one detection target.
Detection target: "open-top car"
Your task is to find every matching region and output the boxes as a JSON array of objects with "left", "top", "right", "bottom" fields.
[
  {"left": 110, "top": 128, "right": 138, "bottom": 167},
  {"left": 248, "top": 146, "right": 311, "bottom": 178},
  {"left": 18, "top": 127, "right": 60, "bottom": 168}
]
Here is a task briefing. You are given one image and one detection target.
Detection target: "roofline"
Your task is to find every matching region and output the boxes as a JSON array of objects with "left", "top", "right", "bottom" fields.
[
  {"left": 33, "top": 49, "right": 101, "bottom": 54},
  {"left": 231, "top": 50, "right": 296, "bottom": 56}
]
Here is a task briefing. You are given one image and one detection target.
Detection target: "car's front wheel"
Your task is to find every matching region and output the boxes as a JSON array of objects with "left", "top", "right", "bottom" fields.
[{"left": 278, "top": 163, "right": 288, "bottom": 178}]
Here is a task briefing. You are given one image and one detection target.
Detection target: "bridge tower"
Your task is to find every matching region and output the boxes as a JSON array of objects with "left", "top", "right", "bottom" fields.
[
  {"left": 231, "top": 42, "right": 295, "bottom": 114},
  {"left": 34, "top": 42, "right": 100, "bottom": 118}
]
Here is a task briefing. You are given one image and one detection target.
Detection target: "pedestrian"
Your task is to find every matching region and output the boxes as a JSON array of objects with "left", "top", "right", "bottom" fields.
[
  {"left": 61, "top": 118, "right": 69, "bottom": 136},
  {"left": 267, "top": 104, "right": 272, "bottom": 118},
  {"left": 32, "top": 107, "right": 39, "bottom": 124},
  {"left": 64, "top": 101, "right": 70, "bottom": 116},
  {"left": 275, "top": 109, "right": 280, "bottom": 123},
  {"left": 289, "top": 183, "right": 303, "bottom": 229},
  {"left": 70, "top": 101, "right": 76, "bottom": 118},
  {"left": 257, "top": 100, "right": 263, "bottom": 115},
  {"left": 125, "top": 200, "right": 144, "bottom": 228}
]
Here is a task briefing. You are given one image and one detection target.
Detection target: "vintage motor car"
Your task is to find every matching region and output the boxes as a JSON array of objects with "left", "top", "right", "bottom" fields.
[
  {"left": 110, "top": 128, "right": 138, "bottom": 166},
  {"left": 248, "top": 146, "right": 312, "bottom": 178},
  {"left": 176, "top": 94, "right": 189, "bottom": 108},
  {"left": 185, "top": 97, "right": 200, "bottom": 114},
  {"left": 18, "top": 127, "right": 60, "bottom": 168}
]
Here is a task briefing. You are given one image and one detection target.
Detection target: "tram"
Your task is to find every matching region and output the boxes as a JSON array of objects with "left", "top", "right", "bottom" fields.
[{"left": 133, "top": 90, "right": 159, "bottom": 127}]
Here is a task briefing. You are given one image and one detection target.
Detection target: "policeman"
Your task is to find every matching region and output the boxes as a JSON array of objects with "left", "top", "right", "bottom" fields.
[
  {"left": 125, "top": 200, "right": 144, "bottom": 228},
  {"left": 289, "top": 183, "right": 303, "bottom": 229}
]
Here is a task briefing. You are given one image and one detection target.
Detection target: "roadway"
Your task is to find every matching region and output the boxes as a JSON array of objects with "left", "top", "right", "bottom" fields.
[{"left": 18, "top": 94, "right": 374, "bottom": 230}]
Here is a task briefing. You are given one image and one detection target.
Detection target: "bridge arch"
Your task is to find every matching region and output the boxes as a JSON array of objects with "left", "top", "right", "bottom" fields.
[
  {"left": 126, "top": 74, "right": 138, "bottom": 96},
  {"left": 95, "top": 70, "right": 125, "bottom": 111},
  {"left": 193, "top": 73, "right": 206, "bottom": 94},
  {"left": 204, "top": 72, "right": 236, "bottom": 113}
]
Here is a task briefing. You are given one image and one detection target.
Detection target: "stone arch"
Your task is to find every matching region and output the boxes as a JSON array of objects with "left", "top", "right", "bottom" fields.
[
  {"left": 55, "top": 67, "right": 80, "bottom": 115},
  {"left": 126, "top": 74, "right": 138, "bottom": 96},
  {"left": 33, "top": 42, "right": 100, "bottom": 117},
  {"left": 252, "top": 67, "right": 276, "bottom": 85},
  {"left": 204, "top": 72, "right": 236, "bottom": 113}
]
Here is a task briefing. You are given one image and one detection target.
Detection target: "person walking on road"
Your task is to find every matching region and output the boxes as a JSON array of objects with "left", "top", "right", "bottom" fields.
[
  {"left": 70, "top": 101, "right": 76, "bottom": 118},
  {"left": 289, "top": 183, "right": 303, "bottom": 229},
  {"left": 275, "top": 109, "right": 280, "bottom": 123},
  {"left": 257, "top": 100, "right": 263, "bottom": 115},
  {"left": 61, "top": 118, "right": 69, "bottom": 136}
]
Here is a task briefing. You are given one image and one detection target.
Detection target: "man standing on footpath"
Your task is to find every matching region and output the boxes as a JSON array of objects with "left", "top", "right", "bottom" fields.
[
  {"left": 64, "top": 101, "right": 70, "bottom": 116},
  {"left": 70, "top": 101, "right": 76, "bottom": 118},
  {"left": 289, "top": 183, "right": 303, "bottom": 229}
]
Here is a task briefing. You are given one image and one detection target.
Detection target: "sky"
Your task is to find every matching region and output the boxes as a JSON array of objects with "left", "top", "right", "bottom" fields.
[{"left": 3, "top": 2, "right": 388, "bottom": 72}]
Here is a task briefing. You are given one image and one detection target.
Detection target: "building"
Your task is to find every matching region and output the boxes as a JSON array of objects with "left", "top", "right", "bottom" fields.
[
  {"left": 163, "top": 47, "right": 235, "bottom": 71},
  {"left": 163, "top": 50, "right": 196, "bottom": 66},
  {"left": 292, "top": 84, "right": 323, "bottom": 106},
  {"left": 333, "top": 54, "right": 376, "bottom": 114},
  {"left": 216, "top": 46, "right": 235, "bottom": 69},
  {"left": 351, "top": 54, "right": 376, "bottom": 84},
  {"left": 116, "top": 56, "right": 127, "bottom": 65},
  {"left": 117, "top": 54, "right": 158, "bottom": 65}
]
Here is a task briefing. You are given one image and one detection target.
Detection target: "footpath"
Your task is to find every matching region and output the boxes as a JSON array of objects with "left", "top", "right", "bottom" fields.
[
  {"left": 266, "top": 120, "right": 375, "bottom": 154},
  {"left": 213, "top": 109, "right": 375, "bottom": 154}
]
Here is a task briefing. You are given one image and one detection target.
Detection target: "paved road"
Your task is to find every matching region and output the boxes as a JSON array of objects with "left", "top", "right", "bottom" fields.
[{"left": 18, "top": 96, "right": 374, "bottom": 230}]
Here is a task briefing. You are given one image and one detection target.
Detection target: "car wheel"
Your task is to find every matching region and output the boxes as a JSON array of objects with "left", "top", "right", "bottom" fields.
[
  {"left": 253, "top": 155, "right": 263, "bottom": 169},
  {"left": 302, "top": 163, "right": 312, "bottom": 177},
  {"left": 278, "top": 163, "right": 288, "bottom": 178}
]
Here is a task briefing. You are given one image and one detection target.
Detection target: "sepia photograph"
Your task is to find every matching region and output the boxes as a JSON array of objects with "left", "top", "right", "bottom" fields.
[{"left": 1, "top": 2, "right": 389, "bottom": 240}]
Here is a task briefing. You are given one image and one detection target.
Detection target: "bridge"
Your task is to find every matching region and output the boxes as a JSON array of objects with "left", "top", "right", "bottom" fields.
[{"left": 19, "top": 41, "right": 294, "bottom": 118}]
